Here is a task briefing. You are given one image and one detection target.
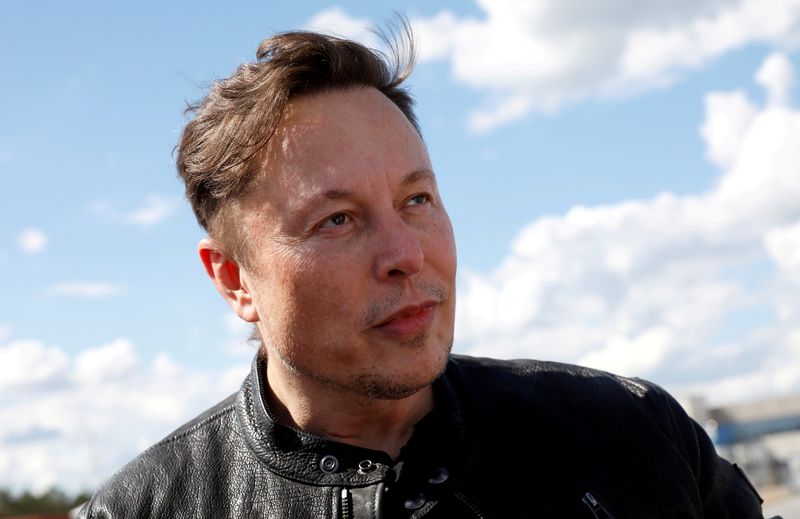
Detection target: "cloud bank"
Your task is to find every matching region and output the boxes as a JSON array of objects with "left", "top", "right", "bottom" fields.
[
  {"left": 309, "top": 0, "right": 800, "bottom": 132},
  {"left": 455, "top": 52, "right": 800, "bottom": 404},
  {"left": 0, "top": 335, "right": 249, "bottom": 494}
]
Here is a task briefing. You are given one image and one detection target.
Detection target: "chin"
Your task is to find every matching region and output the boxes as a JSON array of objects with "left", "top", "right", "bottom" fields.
[
  {"left": 349, "top": 340, "right": 451, "bottom": 401},
  {"left": 352, "top": 374, "right": 431, "bottom": 400}
]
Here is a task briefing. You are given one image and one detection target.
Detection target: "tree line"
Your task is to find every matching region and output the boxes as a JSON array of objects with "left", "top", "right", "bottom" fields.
[{"left": 0, "top": 488, "right": 91, "bottom": 517}]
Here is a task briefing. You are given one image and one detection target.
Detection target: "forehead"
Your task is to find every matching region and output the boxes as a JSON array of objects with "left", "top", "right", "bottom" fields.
[
  {"left": 280, "top": 86, "right": 414, "bottom": 138},
  {"left": 262, "top": 88, "right": 430, "bottom": 189}
]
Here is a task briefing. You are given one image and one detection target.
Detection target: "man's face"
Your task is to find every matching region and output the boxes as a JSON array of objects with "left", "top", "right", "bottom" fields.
[{"left": 237, "top": 87, "right": 456, "bottom": 400}]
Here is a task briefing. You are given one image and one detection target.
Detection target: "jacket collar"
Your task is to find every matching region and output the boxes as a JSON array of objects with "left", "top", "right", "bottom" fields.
[{"left": 234, "top": 353, "right": 476, "bottom": 488}]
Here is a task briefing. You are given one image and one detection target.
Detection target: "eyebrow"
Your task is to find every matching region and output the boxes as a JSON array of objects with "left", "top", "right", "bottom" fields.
[
  {"left": 321, "top": 188, "right": 355, "bottom": 200},
  {"left": 401, "top": 168, "right": 435, "bottom": 186},
  {"left": 318, "top": 169, "right": 435, "bottom": 200}
]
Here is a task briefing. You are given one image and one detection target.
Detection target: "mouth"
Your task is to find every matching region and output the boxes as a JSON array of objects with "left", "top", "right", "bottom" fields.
[{"left": 372, "top": 301, "right": 437, "bottom": 338}]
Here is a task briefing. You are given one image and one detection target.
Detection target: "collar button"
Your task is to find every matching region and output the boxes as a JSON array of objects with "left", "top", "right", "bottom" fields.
[
  {"left": 404, "top": 493, "right": 427, "bottom": 510},
  {"left": 320, "top": 455, "right": 339, "bottom": 473},
  {"left": 427, "top": 467, "right": 449, "bottom": 484}
]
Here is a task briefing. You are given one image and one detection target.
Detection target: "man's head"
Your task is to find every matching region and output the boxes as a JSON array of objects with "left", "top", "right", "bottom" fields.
[
  {"left": 177, "top": 29, "right": 419, "bottom": 266},
  {"left": 177, "top": 28, "right": 456, "bottom": 401}
]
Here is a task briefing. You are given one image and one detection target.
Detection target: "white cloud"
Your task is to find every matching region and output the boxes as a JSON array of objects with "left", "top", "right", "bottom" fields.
[
  {"left": 616, "top": 0, "right": 800, "bottom": 87},
  {"left": 409, "top": 10, "right": 461, "bottom": 62},
  {"left": 682, "top": 327, "right": 800, "bottom": 402},
  {"left": 18, "top": 227, "right": 48, "bottom": 255},
  {"left": 700, "top": 90, "right": 757, "bottom": 169},
  {"left": 126, "top": 195, "right": 178, "bottom": 228},
  {"left": 469, "top": 94, "right": 535, "bottom": 135},
  {"left": 578, "top": 327, "right": 673, "bottom": 375},
  {"left": 756, "top": 52, "right": 796, "bottom": 106},
  {"left": 304, "top": 7, "right": 381, "bottom": 49},
  {"left": 0, "top": 337, "right": 250, "bottom": 494},
  {"left": 765, "top": 222, "right": 800, "bottom": 283},
  {"left": 309, "top": 1, "right": 800, "bottom": 131},
  {"left": 454, "top": 53, "right": 800, "bottom": 403},
  {"left": 75, "top": 339, "right": 138, "bottom": 384},
  {"left": 90, "top": 195, "right": 178, "bottom": 228},
  {"left": 0, "top": 339, "right": 69, "bottom": 393},
  {"left": 46, "top": 281, "right": 125, "bottom": 299}
]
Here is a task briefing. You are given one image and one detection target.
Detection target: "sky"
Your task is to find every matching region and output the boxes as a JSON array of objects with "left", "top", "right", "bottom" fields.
[{"left": 2, "top": 0, "right": 800, "bottom": 494}]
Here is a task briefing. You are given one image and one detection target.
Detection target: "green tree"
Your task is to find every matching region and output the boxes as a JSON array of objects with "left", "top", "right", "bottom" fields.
[{"left": 0, "top": 487, "right": 91, "bottom": 517}]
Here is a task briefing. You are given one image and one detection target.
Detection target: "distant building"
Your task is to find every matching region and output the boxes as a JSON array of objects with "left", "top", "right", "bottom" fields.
[{"left": 683, "top": 393, "right": 800, "bottom": 490}]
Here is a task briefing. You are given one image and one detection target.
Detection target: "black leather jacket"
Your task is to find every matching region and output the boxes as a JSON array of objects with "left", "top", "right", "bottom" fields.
[{"left": 78, "top": 355, "right": 765, "bottom": 518}]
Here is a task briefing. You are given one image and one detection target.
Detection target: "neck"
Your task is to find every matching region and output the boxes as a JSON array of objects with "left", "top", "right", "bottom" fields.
[{"left": 264, "top": 358, "right": 434, "bottom": 460}]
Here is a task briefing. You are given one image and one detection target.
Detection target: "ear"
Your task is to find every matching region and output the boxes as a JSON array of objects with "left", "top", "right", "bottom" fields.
[{"left": 198, "top": 238, "right": 259, "bottom": 323}]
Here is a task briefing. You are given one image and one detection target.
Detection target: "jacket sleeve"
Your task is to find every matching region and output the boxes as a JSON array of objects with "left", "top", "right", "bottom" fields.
[{"left": 639, "top": 380, "right": 766, "bottom": 518}]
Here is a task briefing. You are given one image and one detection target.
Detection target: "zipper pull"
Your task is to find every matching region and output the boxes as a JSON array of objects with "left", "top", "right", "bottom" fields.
[{"left": 582, "top": 492, "right": 616, "bottom": 519}]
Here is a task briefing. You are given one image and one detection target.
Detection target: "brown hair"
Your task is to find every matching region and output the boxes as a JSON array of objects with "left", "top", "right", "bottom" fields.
[{"left": 176, "top": 23, "right": 418, "bottom": 265}]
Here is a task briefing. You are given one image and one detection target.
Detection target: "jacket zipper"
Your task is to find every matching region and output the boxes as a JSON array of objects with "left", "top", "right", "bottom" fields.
[
  {"left": 582, "top": 492, "right": 616, "bottom": 519},
  {"left": 454, "top": 492, "right": 486, "bottom": 518},
  {"left": 340, "top": 488, "right": 353, "bottom": 519}
]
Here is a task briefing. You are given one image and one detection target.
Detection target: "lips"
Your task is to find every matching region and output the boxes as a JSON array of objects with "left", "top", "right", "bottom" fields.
[{"left": 373, "top": 301, "right": 437, "bottom": 338}]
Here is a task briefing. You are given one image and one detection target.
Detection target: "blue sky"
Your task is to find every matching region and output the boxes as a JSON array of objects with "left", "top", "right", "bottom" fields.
[{"left": 2, "top": 0, "right": 800, "bottom": 493}]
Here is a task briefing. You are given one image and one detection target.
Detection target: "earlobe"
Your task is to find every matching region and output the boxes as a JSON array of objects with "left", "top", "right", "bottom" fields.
[{"left": 198, "top": 238, "right": 260, "bottom": 323}]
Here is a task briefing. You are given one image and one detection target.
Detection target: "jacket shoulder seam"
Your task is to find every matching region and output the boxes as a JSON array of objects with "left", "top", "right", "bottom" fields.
[{"left": 149, "top": 402, "right": 236, "bottom": 450}]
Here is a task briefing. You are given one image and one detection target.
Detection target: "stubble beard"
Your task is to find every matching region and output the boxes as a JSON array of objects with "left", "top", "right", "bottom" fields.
[
  {"left": 267, "top": 331, "right": 453, "bottom": 401},
  {"left": 352, "top": 333, "right": 453, "bottom": 400},
  {"left": 349, "top": 282, "right": 454, "bottom": 399},
  {"left": 262, "top": 281, "right": 456, "bottom": 401}
]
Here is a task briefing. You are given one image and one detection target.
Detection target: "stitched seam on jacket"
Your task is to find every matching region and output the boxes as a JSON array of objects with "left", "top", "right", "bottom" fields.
[
  {"left": 148, "top": 403, "right": 236, "bottom": 450},
  {"left": 243, "top": 378, "right": 306, "bottom": 479},
  {"left": 244, "top": 371, "right": 324, "bottom": 458},
  {"left": 248, "top": 368, "right": 330, "bottom": 446},
  {"left": 242, "top": 377, "right": 355, "bottom": 485}
]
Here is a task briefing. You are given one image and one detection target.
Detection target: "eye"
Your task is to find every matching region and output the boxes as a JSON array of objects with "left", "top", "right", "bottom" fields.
[
  {"left": 406, "top": 193, "right": 430, "bottom": 206},
  {"left": 320, "top": 212, "right": 350, "bottom": 228}
]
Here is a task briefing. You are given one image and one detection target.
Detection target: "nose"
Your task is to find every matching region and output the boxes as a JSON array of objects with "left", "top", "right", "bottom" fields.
[{"left": 373, "top": 213, "right": 425, "bottom": 281}]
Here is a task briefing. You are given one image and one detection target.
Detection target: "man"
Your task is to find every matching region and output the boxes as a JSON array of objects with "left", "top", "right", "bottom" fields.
[{"left": 78, "top": 27, "right": 769, "bottom": 518}]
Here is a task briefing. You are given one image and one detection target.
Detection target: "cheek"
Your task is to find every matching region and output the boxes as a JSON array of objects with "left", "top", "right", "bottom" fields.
[
  {"left": 426, "top": 216, "right": 457, "bottom": 274},
  {"left": 249, "top": 248, "right": 314, "bottom": 329},
  {"left": 276, "top": 248, "right": 362, "bottom": 325}
]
